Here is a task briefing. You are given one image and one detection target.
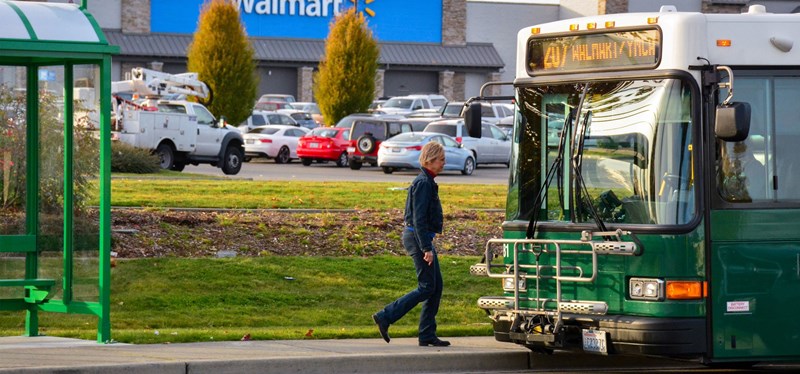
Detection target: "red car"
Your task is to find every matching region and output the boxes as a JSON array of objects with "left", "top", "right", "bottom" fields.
[{"left": 297, "top": 127, "right": 351, "bottom": 167}]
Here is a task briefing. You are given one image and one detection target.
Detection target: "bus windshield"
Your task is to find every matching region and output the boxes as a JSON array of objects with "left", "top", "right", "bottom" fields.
[{"left": 512, "top": 78, "right": 694, "bottom": 226}]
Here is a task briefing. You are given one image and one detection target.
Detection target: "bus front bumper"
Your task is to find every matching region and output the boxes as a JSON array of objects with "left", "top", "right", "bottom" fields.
[{"left": 491, "top": 314, "right": 706, "bottom": 357}]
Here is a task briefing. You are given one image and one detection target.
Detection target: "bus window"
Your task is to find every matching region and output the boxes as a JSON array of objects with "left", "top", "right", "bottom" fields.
[
  {"left": 513, "top": 79, "right": 695, "bottom": 225},
  {"left": 717, "top": 75, "right": 800, "bottom": 203}
]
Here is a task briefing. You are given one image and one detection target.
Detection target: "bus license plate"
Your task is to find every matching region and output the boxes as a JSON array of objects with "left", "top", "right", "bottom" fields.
[{"left": 582, "top": 329, "right": 608, "bottom": 355}]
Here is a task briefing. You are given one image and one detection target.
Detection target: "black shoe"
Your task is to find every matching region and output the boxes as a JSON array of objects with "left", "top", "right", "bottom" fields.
[
  {"left": 372, "top": 314, "right": 390, "bottom": 343},
  {"left": 419, "top": 338, "right": 450, "bottom": 347}
]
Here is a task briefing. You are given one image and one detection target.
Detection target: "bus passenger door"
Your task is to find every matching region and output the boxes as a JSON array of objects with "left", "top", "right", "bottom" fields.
[{"left": 709, "top": 74, "right": 800, "bottom": 360}]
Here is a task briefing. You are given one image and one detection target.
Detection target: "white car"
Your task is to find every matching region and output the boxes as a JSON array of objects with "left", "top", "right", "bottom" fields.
[
  {"left": 243, "top": 125, "right": 310, "bottom": 164},
  {"left": 373, "top": 94, "right": 447, "bottom": 115},
  {"left": 423, "top": 119, "right": 511, "bottom": 166},
  {"left": 238, "top": 111, "right": 298, "bottom": 132}
]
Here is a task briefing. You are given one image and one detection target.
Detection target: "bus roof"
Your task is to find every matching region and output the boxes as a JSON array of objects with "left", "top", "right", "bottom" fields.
[{"left": 516, "top": 5, "right": 800, "bottom": 79}]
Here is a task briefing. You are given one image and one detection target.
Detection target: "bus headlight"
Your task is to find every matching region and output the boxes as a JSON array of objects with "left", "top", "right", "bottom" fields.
[
  {"left": 503, "top": 276, "right": 526, "bottom": 292},
  {"left": 629, "top": 277, "right": 664, "bottom": 301}
]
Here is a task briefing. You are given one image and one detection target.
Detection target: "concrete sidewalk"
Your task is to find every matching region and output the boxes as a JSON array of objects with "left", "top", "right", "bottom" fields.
[{"left": 0, "top": 336, "right": 532, "bottom": 374}]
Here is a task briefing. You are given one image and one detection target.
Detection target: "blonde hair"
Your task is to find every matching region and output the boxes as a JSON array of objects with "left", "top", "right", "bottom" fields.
[{"left": 419, "top": 142, "right": 445, "bottom": 168}]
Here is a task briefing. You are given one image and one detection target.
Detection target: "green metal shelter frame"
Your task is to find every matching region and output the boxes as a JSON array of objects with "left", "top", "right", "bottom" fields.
[{"left": 0, "top": 1, "right": 117, "bottom": 342}]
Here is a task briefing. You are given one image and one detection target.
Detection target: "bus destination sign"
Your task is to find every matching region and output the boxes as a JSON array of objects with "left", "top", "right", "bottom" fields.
[{"left": 527, "top": 29, "right": 660, "bottom": 74}]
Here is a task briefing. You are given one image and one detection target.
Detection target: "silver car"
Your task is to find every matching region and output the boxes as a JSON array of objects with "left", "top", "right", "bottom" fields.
[
  {"left": 423, "top": 119, "right": 511, "bottom": 166},
  {"left": 377, "top": 132, "right": 475, "bottom": 175}
]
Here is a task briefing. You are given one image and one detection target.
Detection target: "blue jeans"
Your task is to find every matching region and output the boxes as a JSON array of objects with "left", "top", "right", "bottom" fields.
[{"left": 375, "top": 229, "right": 443, "bottom": 342}]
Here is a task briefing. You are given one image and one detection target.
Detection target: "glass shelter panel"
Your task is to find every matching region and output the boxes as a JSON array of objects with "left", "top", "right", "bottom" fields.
[
  {"left": 37, "top": 66, "right": 66, "bottom": 301},
  {"left": 0, "top": 66, "right": 27, "bottom": 299},
  {"left": 72, "top": 64, "right": 101, "bottom": 302},
  {"left": 513, "top": 78, "right": 695, "bottom": 226}
]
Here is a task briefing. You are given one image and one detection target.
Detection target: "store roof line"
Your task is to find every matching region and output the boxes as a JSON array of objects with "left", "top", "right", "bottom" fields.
[{"left": 104, "top": 30, "right": 504, "bottom": 69}]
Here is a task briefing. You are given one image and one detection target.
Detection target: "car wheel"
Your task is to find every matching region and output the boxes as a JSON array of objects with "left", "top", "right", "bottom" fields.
[
  {"left": 155, "top": 143, "right": 175, "bottom": 170},
  {"left": 336, "top": 152, "right": 348, "bottom": 167},
  {"left": 462, "top": 157, "right": 475, "bottom": 175},
  {"left": 382, "top": 166, "right": 393, "bottom": 174},
  {"left": 221, "top": 145, "right": 243, "bottom": 175},
  {"left": 349, "top": 161, "right": 362, "bottom": 170},
  {"left": 170, "top": 162, "right": 186, "bottom": 172},
  {"left": 301, "top": 158, "right": 312, "bottom": 166},
  {"left": 356, "top": 135, "right": 376, "bottom": 154},
  {"left": 275, "top": 146, "right": 290, "bottom": 164}
]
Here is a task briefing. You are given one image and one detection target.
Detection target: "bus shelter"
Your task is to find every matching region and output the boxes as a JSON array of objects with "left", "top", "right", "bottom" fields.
[{"left": 0, "top": 1, "right": 116, "bottom": 342}]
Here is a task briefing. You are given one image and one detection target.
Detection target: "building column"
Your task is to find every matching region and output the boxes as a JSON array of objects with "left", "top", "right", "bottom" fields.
[
  {"left": 148, "top": 61, "right": 164, "bottom": 72},
  {"left": 598, "top": 0, "right": 628, "bottom": 14},
  {"left": 453, "top": 73, "right": 465, "bottom": 101},
  {"left": 297, "top": 66, "right": 314, "bottom": 102},
  {"left": 486, "top": 72, "right": 503, "bottom": 96},
  {"left": 120, "top": 62, "right": 140, "bottom": 79},
  {"left": 374, "top": 69, "right": 385, "bottom": 99},
  {"left": 439, "top": 70, "right": 455, "bottom": 101},
  {"left": 121, "top": 0, "right": 150, "bottom": 34},
  {"left": 702, "top": 0, "right": 747, "bottom": 13},
  {"left": 442, "top": 0, "right": 466, "bottom": 46}
]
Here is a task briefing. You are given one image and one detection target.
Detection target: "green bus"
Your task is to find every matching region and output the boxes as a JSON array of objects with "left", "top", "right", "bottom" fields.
[{"left": 468, "top": 5, "right": 800, "bottom": 365}]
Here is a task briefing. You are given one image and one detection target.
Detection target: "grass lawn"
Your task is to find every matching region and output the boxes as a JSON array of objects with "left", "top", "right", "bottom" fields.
[
  {"left": 1, "top": 177, "right": 506, "bottom": 343},
  {"left": 0, "top": 256, "right": 495, "bottom": 343}
]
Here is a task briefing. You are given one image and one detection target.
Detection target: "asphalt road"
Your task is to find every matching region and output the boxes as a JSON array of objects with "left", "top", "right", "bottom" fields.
[{"left": 184, "top": 159, "right": 511, "bottom": 184}]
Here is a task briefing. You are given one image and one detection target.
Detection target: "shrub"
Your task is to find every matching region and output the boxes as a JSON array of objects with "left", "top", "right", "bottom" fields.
[
  {"left": 314, "top": 9, "right": 380, "bottom": 126},
  {"left": 187, "top": 0, "right": 258, "bottom": 126},
  {"left": 111, "top": 141, "right": 160, "bottom": 174}
]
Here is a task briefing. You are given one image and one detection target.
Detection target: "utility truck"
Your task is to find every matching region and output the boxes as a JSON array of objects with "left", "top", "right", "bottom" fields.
[
  {"left": 465, "top": 4, "right": 800, "bottom": 366},
  {"left": 111, "top": 68, "right": 244, "bottom": 174}
]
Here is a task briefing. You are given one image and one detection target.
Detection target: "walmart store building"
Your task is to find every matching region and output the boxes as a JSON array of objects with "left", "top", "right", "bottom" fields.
[{"left": 82, "top": 0, "right": 797, "bottom": 101}]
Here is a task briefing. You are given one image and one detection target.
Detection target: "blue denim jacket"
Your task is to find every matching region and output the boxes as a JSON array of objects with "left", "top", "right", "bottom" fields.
[{"left": 404, "top": 168, "right": 443, "bottom": 252}]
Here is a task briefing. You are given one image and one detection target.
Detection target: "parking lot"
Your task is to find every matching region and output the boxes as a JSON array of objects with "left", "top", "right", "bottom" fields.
[{"left": 184, "top": 159, "right": 510, "bottom": 185}]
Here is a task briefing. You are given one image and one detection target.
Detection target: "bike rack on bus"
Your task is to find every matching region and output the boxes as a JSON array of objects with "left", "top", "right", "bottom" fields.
[{"left": 470, "top": 229, "right": 638, "bottom": 340}]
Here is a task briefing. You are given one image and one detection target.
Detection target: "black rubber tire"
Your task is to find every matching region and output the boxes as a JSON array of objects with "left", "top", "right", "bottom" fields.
[
  {"left": 221, "top": 145, "right": 243, "bottom": 175},
  {"left": 275, "top": 146, "right": 290, "bottom": 164},
  {"left": 336, "top": 152, "right": 348, "bottom": 167},
  {"left": 301, "top": 158, "right": 313, "bottom": 166},
  {"left": 170, "top": 162, "right": 186, "bottom": 172},
  {"left": 382, "top": 166, "right": 393, "bottom": 174},
  {"left": 461, "top": 157, "right": 475, "bottom": 175},
  {"left": 356, "top": 135, "right": 377, "bottom": 154},
  {"left": 156, "top": 143, "right": 175, "bottom": 170},
  {"left": 349, "top": 161, "right": 362, "bottom": 170}
]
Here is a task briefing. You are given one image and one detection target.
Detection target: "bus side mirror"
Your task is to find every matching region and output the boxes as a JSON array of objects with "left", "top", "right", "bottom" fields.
[
  {"left": 464, "top": 103, "right": 482, "bottom": 138},
  {"left": 715, "top": 102, "right": 750, "bottom": 142}
]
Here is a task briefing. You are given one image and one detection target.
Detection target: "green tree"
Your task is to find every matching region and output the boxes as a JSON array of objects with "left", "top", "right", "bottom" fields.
[
  {"left": 314, "top": 9, "right": 380, "bottom": 126},
  {"left": 187, "top": 0, "right": 257, "bottom": 125}
]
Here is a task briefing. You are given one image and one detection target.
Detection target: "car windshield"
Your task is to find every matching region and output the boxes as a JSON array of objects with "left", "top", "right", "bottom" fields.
[
  {"left": 388, "top": 132, "right": 428, "bottom": 142},
  {"left": 513, "top": 78, "right": 694, "bottom": 226},
  {"left": 249, "top": 127, "right": 280, "bottom": 135},
  {"left": 424, "top": 124, "right": 457, "bottom": 137},
  {"left": 310, "top": 128, "right": 339, "bottom": 138},
  {"left": 442, "top": 103, "right": 463, "bottom": 116},
  {"left": 382, "top": 98, "right": 413, "bottom": 109},
  {"left": 291, "top": 113, "right": 313, "bottom": 120}
]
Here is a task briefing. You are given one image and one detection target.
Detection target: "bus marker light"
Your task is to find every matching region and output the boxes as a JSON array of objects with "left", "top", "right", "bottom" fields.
[
  {"left": 717, "top": 39, "right": 732, "bottom": 47},
  {"left": 587, "top": 23, "right": 597, "bottom": 30},
  {"left": 647, "top": 17, "right": 659, "bottom": 24},
  {"left": 629, "top": 277, "right": 664, "bottom": 301},
  {"left": 531, "top": 27, "right": 541, "bottom": 35},
  {"left": 570, "top": 24, "right": 580, "bottom": 31},
  {"left": 605, "top": 21, "right": 615, "bottom": 28},
  {"left": 666, "top": 281, "right": 704, "bottom": 299}
]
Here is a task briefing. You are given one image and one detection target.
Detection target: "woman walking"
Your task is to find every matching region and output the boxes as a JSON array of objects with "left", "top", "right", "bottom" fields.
[{"left": 372, "top": 142, "right": 450, "bottom": 347}]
